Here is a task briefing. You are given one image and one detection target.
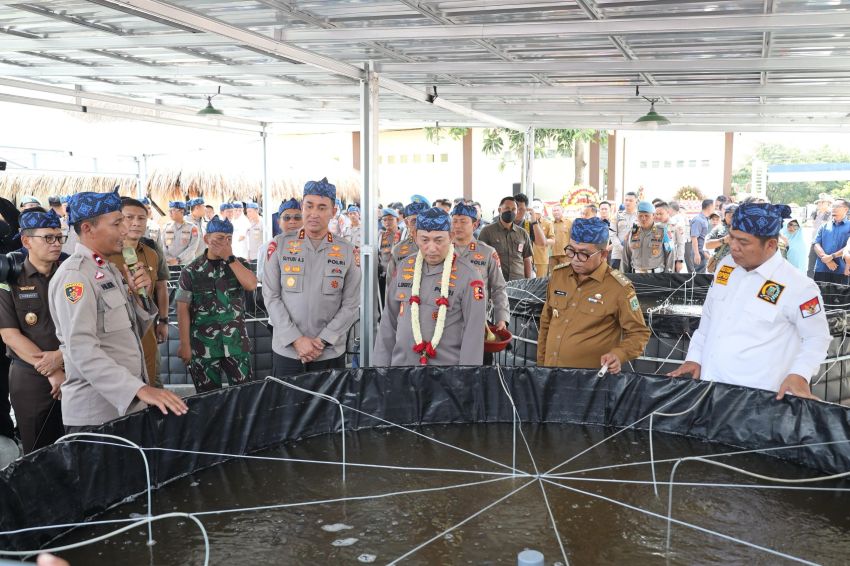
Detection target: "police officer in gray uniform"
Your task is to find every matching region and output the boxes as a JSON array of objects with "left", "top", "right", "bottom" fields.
[
  {"left": 623, "top": 200, "right": 673, "bottom": 273},
  {"left": 245, "top": 202, "right": 264, "bottom": 261},
  {"left": 386, "top": 201, "right": 428, "bottom": 288},
  {"left": 263, "top": 178, "right": 361, "bottom": 377},
  {"left": 451, "top": 203, "right": 510, "bottom": 328},
  {"left": 161, "top": 200, "right": 201, "bottom": 266},
  {"left": 374, "top": 207, "right": 487, "bottom": 366},
  {"left": 49, "top": 189, "right": 187, "bottom": 431}
]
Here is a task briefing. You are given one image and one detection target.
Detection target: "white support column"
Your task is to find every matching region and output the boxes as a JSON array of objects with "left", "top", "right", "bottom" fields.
[
  {"left": 135, "top": 155, "right": 146, "bottom": 199},
  {"left": 359, "top": 62, "right": 379, "bottom": 367},
  {"left": 522, "top": 127, "right": 535, "bottom": 199},
  {"left": 261, "top": 125, "right": 272, "bottom": 244}
]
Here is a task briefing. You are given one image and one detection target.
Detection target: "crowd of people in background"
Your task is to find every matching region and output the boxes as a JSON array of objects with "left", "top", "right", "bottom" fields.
[{"left": 0, "top": 182, "right": 839, "bottom": 466}]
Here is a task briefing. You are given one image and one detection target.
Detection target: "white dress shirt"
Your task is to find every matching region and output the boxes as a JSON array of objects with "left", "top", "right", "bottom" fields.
[{"left": 685, "top": 250, "right": 831, "bottom": 392}]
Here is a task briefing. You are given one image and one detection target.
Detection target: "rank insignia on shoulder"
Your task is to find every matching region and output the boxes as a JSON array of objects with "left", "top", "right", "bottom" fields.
[
  {"left": 64, "top": 282, "right": 84, "bottom": 303},
  {"left": 799, "top": 297, "right": 822, "bottom": 318},
  {"left": 469, "top": 242, "right": 476, "bottom": 251},
  {"left": 757, "top": 280, "right": 785, "bottom": 305}
]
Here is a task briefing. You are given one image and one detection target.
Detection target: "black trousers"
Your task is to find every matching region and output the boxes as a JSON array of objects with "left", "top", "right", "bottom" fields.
[
  {"left": 807, "top": 246, "right": 817, "bottom": 278},
  {"left": 0, "top": 347, "right": 13, "bottom": 440},
  {"left": 814, "top": 271, "right": 850, "bottom": 285},
  {"left": 9, "top": 362, "right": 63, "bottom": 454},
  {"left": 272, "top": 352, "right": 346, "bottom": 378}
]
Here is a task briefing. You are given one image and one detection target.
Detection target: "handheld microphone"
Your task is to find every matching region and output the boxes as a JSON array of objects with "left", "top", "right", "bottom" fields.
[{"left": 122, "top": 246, "right": 151, "bottom": 310}]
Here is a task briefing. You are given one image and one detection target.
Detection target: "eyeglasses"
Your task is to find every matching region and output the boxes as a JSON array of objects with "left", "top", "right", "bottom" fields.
[
  {"left": 564, "top": 246, "right": 602, "bottom": 262},
  {"left": 28, "top": 234, "right": 67, "bottom": 245},
  {"left": 282, "top": 215, "right": 302, "bottom": 222}
]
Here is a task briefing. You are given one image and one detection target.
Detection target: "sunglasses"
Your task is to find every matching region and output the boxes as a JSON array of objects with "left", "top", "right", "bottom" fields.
[{"left": 282, "top": 214, "right": 303, "bottom": 222}]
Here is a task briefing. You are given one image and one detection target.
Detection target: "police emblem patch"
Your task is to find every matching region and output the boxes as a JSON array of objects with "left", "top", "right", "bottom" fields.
[
  {"left": 799, "top": 297, "right": 822, "bottom": 318},
  {"left": 629, "top": 295, "right": 639, "bottom": 311},
  {"left": 286, "top": 277, "right": 296, "bottom": 288},
  {"left": 716, "top": 265, "right": 735, "bottom": 286},
  {"left": 267, "top": 241, "right": 277, "bottom": 260},
  {"left": 64, "top": 282, "right": 84, "bottom": 303},
  {"left": 473, "top": 285, "right": 484, "bottom": 301},
  {"left": 757, "top": 280, "right": 785, "bottom": 305}
]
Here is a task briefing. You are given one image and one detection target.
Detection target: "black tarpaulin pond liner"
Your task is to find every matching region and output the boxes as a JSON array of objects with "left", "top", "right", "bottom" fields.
[{"left": 2, "top": 367, "right": 850, "bottom": 551}]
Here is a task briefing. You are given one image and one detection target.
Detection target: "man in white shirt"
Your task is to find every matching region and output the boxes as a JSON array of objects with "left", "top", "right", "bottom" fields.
[{"left": 669, "top": 203, "right": 831, "bottom": 400}]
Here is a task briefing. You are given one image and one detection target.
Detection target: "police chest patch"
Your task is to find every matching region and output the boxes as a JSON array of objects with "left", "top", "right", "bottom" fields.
[
  {"left": 64, "top": 282, "right": 84, "bottom": 303},
  {"left": 800, "top": 297, "right": 822, "bottom": 318},
  {"left": 716, "top": 265, "right": 735, "bottom": 286},
  {"left": 757, "top": 280, "right": 785, "bottom": 305}
]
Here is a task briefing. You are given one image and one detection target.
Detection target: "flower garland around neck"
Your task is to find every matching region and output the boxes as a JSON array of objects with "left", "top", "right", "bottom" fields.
[{"left": 409, "top": 244, "right": 455, "bottom": 365}]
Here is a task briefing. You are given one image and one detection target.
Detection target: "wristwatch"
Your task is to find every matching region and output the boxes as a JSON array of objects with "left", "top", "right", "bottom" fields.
[
  {"left": 158, "top": 317, "right": 169, "bottom": 325},
  {"left": 226, "top": 255, "right": 237, "bottom": 265}
]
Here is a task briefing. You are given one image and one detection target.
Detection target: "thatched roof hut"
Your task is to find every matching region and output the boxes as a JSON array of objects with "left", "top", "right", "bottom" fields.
[{"left": 0, "top": 165, "right": 362, "bottom": 210}]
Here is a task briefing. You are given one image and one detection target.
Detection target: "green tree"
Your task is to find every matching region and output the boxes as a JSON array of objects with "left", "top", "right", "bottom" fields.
[{"left": 733, "top": 143, "right": 850, "bottom": 204}]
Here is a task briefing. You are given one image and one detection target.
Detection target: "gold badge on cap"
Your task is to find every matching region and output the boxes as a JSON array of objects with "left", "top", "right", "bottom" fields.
[{"left": 24, "top": 312, "right": 37, "bottom": 326}]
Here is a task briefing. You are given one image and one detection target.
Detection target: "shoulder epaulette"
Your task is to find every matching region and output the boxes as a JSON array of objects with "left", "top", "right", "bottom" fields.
[
  {"left": 610, "top": 269, "right": 633, "bottom": 288},
  {"left": 62, "top": 255, "right": 84, "bottom": 271},
  {"left": 552, "top": 262, "right": 570, "bottom": 272}
]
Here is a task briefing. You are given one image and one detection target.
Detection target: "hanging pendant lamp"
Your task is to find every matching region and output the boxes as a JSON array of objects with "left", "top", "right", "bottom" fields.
[{"left": 634, "top": 97, "right": 670, "bottom": 130}]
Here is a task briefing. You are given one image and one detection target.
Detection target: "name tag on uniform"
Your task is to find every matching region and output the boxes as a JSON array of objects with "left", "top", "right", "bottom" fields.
[
  {"left": 100, "top": 282, "right": 116, "bottom": 290},
  {"left": 518, "top": 243, "right": 524, "bottom": 253},
  {"left": 554, "top": 290, "right": 567, "bottom": 296},
  {"left": 17, "top": 292, "right": 38, "bottom": 300}
]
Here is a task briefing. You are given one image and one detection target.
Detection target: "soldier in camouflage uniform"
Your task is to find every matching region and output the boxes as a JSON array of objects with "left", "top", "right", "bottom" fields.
[{"left": 175, "top": 215, "right": 259, "bottom": 393}]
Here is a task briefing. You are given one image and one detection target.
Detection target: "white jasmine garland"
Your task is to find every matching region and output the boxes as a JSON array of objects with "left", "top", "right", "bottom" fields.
[{"left": 410, "top": 244, "right": 455, "bottom": 364}]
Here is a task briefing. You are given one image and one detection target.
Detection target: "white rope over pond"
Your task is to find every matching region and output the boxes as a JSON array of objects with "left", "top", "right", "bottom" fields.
[{"left": 0, "top": 372, "right": 847, "bottom": 565}]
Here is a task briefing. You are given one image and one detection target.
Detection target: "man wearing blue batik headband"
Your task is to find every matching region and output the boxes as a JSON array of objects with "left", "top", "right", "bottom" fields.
[
  {"left": 176, "top": 215, "right": 257, "bottom": 393},
  {"left": 671, "top": 202, "right": 831, "bottom": 401},
  {"left": 0, "top": 208, "right": 66, "bottom": 453},
  {"left": 538, "top": 217, "right": 649, "bottom": 373},
  {"left": 263, "top": 178, "right": 361, "bottom": 377},
  {"left": 374, "top": 207, "right": 487, "bottom": 366},
  {"left": 161, "top": 200, "right": 201, "bottom": 266},
  {"left": 385, "top": 201, "right": 429, "bottom": 291},
  {"left": 49, "top": 189, "right": 188, "bottom": 430}
]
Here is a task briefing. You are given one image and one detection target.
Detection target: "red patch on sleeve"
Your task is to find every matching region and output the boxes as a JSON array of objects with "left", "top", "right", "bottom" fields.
[
  {"left": 470, "top": 279, "right": 485, "bottom": 300},
  {"left": 191, "top": 226, "right": 199, "bottom": 236},
  {"left": 267, "top": 241, "right": 277, "bottom": 260},
  {"left": 799, "top": 297, "right": 822, "bottom": 318},
  {"left": 491, "top": 251, "right": 501, "bottom": 268}
]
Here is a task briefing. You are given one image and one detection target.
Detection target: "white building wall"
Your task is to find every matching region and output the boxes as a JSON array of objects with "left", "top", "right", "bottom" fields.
[{"left": 620, "top": 131, "right": 726, "bottom": 202}]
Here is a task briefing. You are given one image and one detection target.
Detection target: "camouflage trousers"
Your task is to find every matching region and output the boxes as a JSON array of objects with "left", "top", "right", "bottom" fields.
[{"left": 188, "top": 354, "right": 253, "bottom": 393}]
